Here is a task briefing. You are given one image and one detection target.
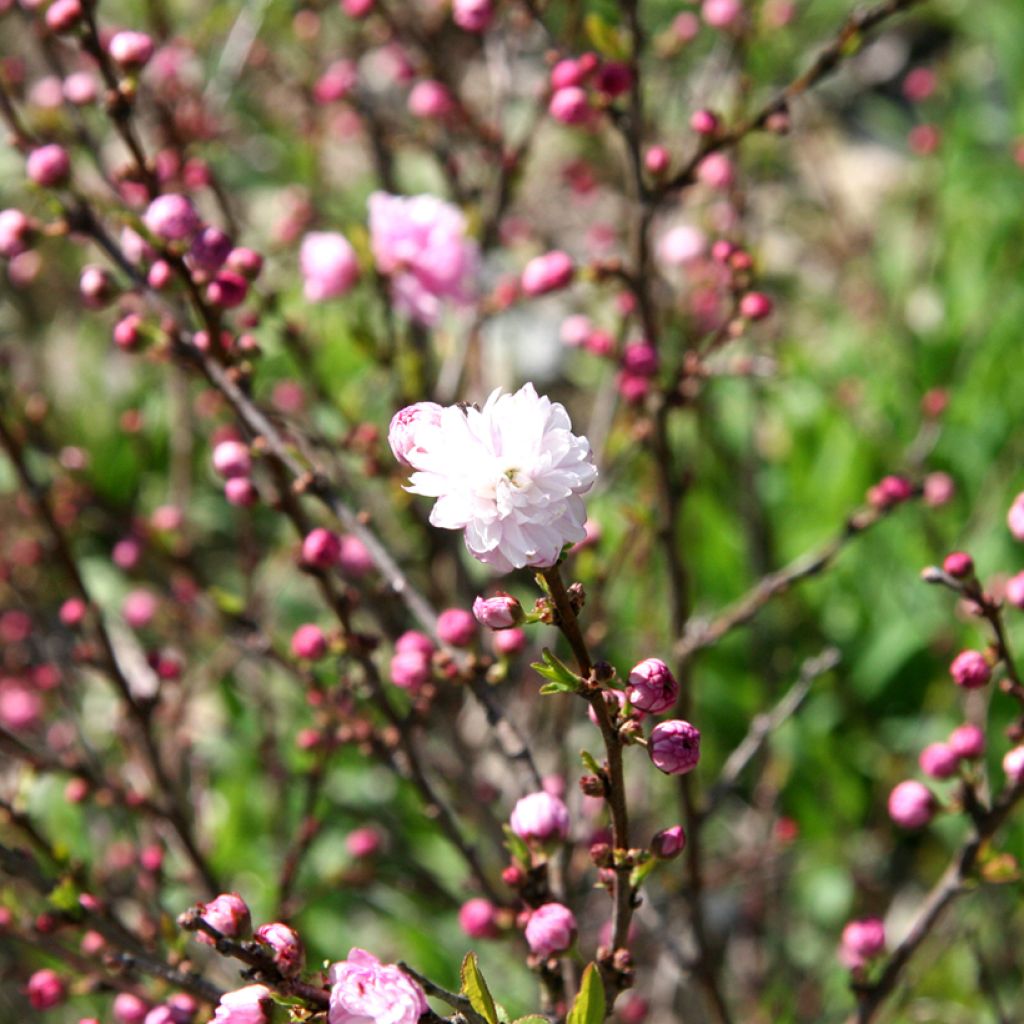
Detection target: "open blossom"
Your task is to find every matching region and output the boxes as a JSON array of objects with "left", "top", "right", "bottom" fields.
[
  {"left": 328, "top": 948, "right": 427, "bottom": 1024},
  {"left": 368, "top": 192, "right": 477, "bottom": 325},
  {"left": 392, "top": 384, "right": 597, "bottom": 573}
]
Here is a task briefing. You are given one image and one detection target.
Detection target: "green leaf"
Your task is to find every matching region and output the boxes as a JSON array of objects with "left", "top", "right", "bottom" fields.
[
  {"left": 531, "top": 649, "right": 581, "bottom": 693},
  {"left": 461, "top": 952, "right": 499, "bottom": 1024},
  {"left": 502, "top": 825, "right": 531, "bottom": 867},
  {"left": 584, "top": 13, "right": 628, "bottom": 60},
  {"left": 567, "top": 963, "right": 605, "bottom": 1024},
  {"left": 580, "top": 750, "right": 602, "bottom": 775},
  {"left": 539, "top": 679, "right": 579, "bottom": 695},
  {"left": 210, "top": 586, "right": 246, "bottom": 617}
]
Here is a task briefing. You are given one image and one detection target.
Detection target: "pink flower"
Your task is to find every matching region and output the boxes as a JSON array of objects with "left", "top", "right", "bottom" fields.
[
  {"left": 396, "top": 384, "right": 597, "bottom": 573},
  {"left": 26, "top": 968, "right": 64, "bottom": 1009},
  {"left": 649, "top": 720, "right": 701, "bottom": 775},
  {"left": 948, "top": 723, "right": 984, "bottom": 760},
  {"left": 657, "top": 224, "right": 706, "bottom": 266},
  {"left": 1008, "top": 492, "right": 1024, "bottom": 541},
  {"left": 255, "top": 922, "right": 304, "bottom": 975},
  {"left": 388, "top": 401, "right": 444, "bottom": 467},
  {"left": 345, "top": 827, "right": 381, "bottom": 858},
  {"left": 627, "top": 658, "right": 678, "bottom": 713},
  {"left": 918, "top": 742, "right": 958, "bottom": 779},
  {"left": 300, "top": 232, "right": 359, "bottom": 302},
  {"left": 437, "top": 607, "right": 477, "bottom": 646},
  {"left": 143, "top": 194, "right": 200, "bottom": 241},
  {"left": 521, "top": 250, "right": 574, "bottom": 296},
  {"left": 459, "top": 898, "right": 499, "bottom": 938},
  {"left": 368, "top": 192, "right": 478, "bottom": 325},
  {"left": 839, "top": 918, "right": 885, "bottom": 969},
  {"left": 473, "top": 593, "right": 524, "bottom": 629},
  {"left": 887, "top": 780, "right": 935, "bottom": 828},
  {"left": 198, "top": 892, "right": 251, "bottom": 944},
  {"left": 211, "top": 985, "right": 272, "bottom": 1024},
  {"left": 1003, "top": 746, "right": 1024, "bottom": 784},
  {"left": 291, "top": 624, "right": 328, "bottom": 660},
  {"left": 328, "top": 948, "right": 427, "bottom": 1024},
  {"left": 524, "top": 903, "right": 576, "bottom": 958},
  {"left": 949, "top": 649, "right": 990, "bottom": 689},
  {"left": 702, "top": 0, "right": 743, "bottom": 29},
  {"left": 1005, "top": 571, "right": 1024, "bottom": 609},
  {"left": 510, "top": 790, "right": 570, "bottom": 842}
]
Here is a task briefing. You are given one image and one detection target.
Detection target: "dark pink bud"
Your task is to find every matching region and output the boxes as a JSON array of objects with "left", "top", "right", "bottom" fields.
[
  {"left": 649, "top": 719, "right": 701, "bottom": 775},
  {"left": 548, "top": 86, "right": 590, "bottom": 125},
  {"left": 227, "top": 247, "right": 263, "bottom": 279},
  {"left": 949, "top": 650, "right": 990, "bottom": 689},
  {"left": 948, "top": 723, "right": 984, "bottom": 760},
  {"left": 408, "top": 80, "right": 455, "bottom": 119},
  {"left": 473, "top": 593, "right": 524, "bottom": 630},
  {"left": 114, "top": 993, "right": 150, "bottom": 1024},
  {"left": 390, "top": 649, "right": 430, "bottom": 691},
  {"left": 585, "top": 329, "right": 614, "bottom": 357},
  {"left": 644, "top": 145, "right": 669, "bottom": 175},
  {"left": 254, "top": 922, "right": 304, "bottom": 975},
  {"left": 839, "top": 918, "right": 885, "bottom": 969},
  {"left": 942, "top": 551, "right": 973, "bottom": 578},
  {"left": 595, "top": 61, "right": 633, "bottom": 97},
  {"left": 436, "top": 607, "right": 477, "bottom": 647},
  {"left": 291, "top": 624, "right": 327, "bottom": 660},
  {"left": 869, "top": 475, "right": 913, "bottom": 508},
  {"left": 302, "top": 528, "right": 341, "bottom": 569},
  {"left": 143, "top": 194, "right": 200, "bottom": 241},
  {"left": 651, "top": 824, "right": 686, "bottom": 858},
  {"left": 189, "top": 227, "right": 233, "bottom": 273},
  {"left": 206, "top": 270, "right": 249, "bottom": 309},
  {"left": 690, "top": 109, "right": 719, "bottom": 135},
  {"left": 26, "top": 969, "right": 65, "bottom": 1009},
  {"left": 627, "top": 658, "right": 679, "bottom": 713},
  {"left": 458, "top": 898, "right": 499, "bottom": 938},
  {"left": 621, "top": 342, "right": 658, "bottom": 377},
  {"left": 510, "top": 790, "right": 569, "bottom": 842},
  {"left": 212, "top": 440, "right": 251, "bottom": 479},
  {"left": 113, "top": 313, "right": 144, "bottom": 350},
  {"left": 26, "top": 144, "right": 70, "bottom": 187},
  {"left": 167, "top": 994, "right": 197, "bottom": 1024},
  {"left": 108, "top": 31, "right": 154, "bottom": 68},
  {"left": 739, "top": 291, "right": 773, "bottom": 320},
  {"left": 887, "top": 780, "right": 935, "bottom": 828},
  {"left": 197, "top": 892, "right": 251, "bottom": 944},
  {"left": 918, "top": 742, "right": 958, "bottom": 779},
  {"left": 224, "top": 477, "right": 258, "bottom": 506},
  {"left": 524, "top": 902, "right": 576, "bottom": 958},
  {"left": 139, "top": 844, "right": 164, "bottom": 873},
  {"left": 338, "top": 535, "right": 374, "bottom": 577},
  {"left": 521, "top": 250, "right": 574, "bottom": 296},
  {"left": 45, "top": 0, "right": 82, "bottom": 33},
  {"left": 453, "top": 0, "right": 493, "bottom": 32},
  {"left": 60, "top": 597, "right": 86, "bottom": 626}
]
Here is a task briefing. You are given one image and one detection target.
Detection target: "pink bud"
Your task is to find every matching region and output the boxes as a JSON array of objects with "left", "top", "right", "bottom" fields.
[
  {"left": 949, "top": 649, "right": 990, "bottom": 689},
  {"left": 113, "top": 536, "right": 143, "bottom": 569},
  {"left": 189, "top": 226, "right": 233, "bottom": 273},
  {"left": 560, "top": 314, "right": 593, "bottom": 348},
  {"left": 651, "top": 824, "right": 686, "bottom": 858},
  {"left": 80, "top": 265, "right": 116, "bottom": 308},
  {"left": 923, "top": 471, "right": 954, "bottom": 507},
  {"left": 338, "top": 535, "right": 374, "bottom": 578},
  {"left": 548, "top": 86, "right": 590, "bottom": 125},
  {"left": 690, "top": 109, "right": 719, "bottom": 135},
  {"left": 388, "top": 401, "right": 443, "bottom": 467},
  {"left": 210, "top": 985, "right": 272, "bottom": 1024},
  {"left": 206, "top": 270, "right": 249, "bottom": 309},
  {"left": 493, "top": 627, "right": 526, "bottom": 656},
  {"left": 1003, "top": 746, "right": 1024, "bottom": 784},
  {"left": 314, "top": 60, "right": 358, "bottom": 103},
  {"left": 300, "top": 231, "right": 359, "bottom": 302},
  {"left": 408, "top": 80, "right": 455, "bottom": 119},
  {"left": 627, "top": 658, "right": 678, "bottom": 713},
  {"left": 521, "top": 250, "right": 574, "bottom": 296},
  {"left": 345, "top": 826, "right": 381, "bottom": 857},
  {"left": 108, "top": 31, "right": 155, "bottom": 69},
  {"left": 227, "top": 247, "right": 263, "bottom": 279},
  {"left": 114, "top": 993, "right": 150, "bottom": 1024},
  {"left": 649, "top": 720, "right": 701, "bottom": 775},
  {"left": 621, "top": 342, "right": 658, "bottom": 377},
  {"left": 341, "top": 0, "right": 374, "bottom": 16},
  {"left": 26, "top": 144, "right": 70, "bottom": 187},
  {"left": 122, "top": 590, "right": 158, "bottom": 629},
  {"left": 254, "top": 923, "right": 304, "bottom": 975},
  {"left": 143, "top": 194, "right": 200, "bottom": 241},
  {"left": 869, "top": 474, "right": 913, "bottom": 509},
  {"left": 696, "top": 152, "right": 735, "bottom": 189},
  {"left": 702, "top": 0, "right": 743, "bottom": 29},
  {"left": 887, "top": 779, "right": 935, "bottom": 828},
  {"left": 585, "top": 329, "right": 614, "bottom": 357},
  {"left": 26, "top": 969, "right": 65, "bottom": 1010},
  {"left": 0, "top": 208, "right": 32, "bottom": 258},
  {"left": 524, "top": 902, "right": 576, "bottom": 958},
  {"left": 302, "top": 528, "right": 341, "bottom": 569},
  {"left": 396, "top": 631, "right": 435, "bottom": 657},
  {"left": 113, "top": 313, "right": 143, "bottom": 350},
  {"left": 673, "top": 11, "right": 700, "bottom": 41},
  {"left": 472, "top": 593, "right": 524, "bottom": 630},
  {"left": 948, "top": 723, "right": 984, "bottom": 760},
  {"left": 942, "top": 551, "right": 973, "bottom": 578},
  {"left": 595, "top": 62, "right": 633, "bottom": 98},
  {"left": 740, "top": 291, "right": 773, "bottom": 320},
  {"left": 550, "top": 58, "right": 591, "bottom": 90},
  {"left": 1008, "top": 492, "right": 1024, "bottom": 541},
  {"left": 658, "top": 224, "right": 706, "bottom": 266},
  {"left": 224, "top": 477, "right": 258, "bottom": 506},
  {"left": 60, "top": 597, "right": 87, "bottom": 626},
  {"left": 197, "top": 893, "right": 251, "bottom": 944},
  {"left": 390, "top": 649, "right": 431, "bottom": 691},
  {"left": 212, "top": 440, "right": 251, "bottom": 479},
  {"left": 644, "top": 145, "right": 669, "bottom": 175},
  {"left": 63, "top": 72, "right": 97, "bottom": 106},
  {"left": 510, "top": 790, "right": 570, "bottom": 842},
  {"left": 458, "top": 898, "right": 499, "bottom": 938},
  {"left": 45, "top": 0, "right": 81, "bottom": 33},
  {"left": 148, "top": 260, "right": 172, "bottom": 289},
  {"left": 1005, "top": 571, "right": 1024, "bottom": 609},
  {"left": 453, "top": 0, "right": 493, "bottom": 31},
  {"left": 839, "top": 918, "right": 885, "bottom": 969},
  {"left": 291, "top": 624, "right": 327, "bottom": 660},
  {"left": 437, "top": 607, "right": 477, "bottom": 647},
  {"left": 918, "top": 742, "right": 958, "bottom": 779}
]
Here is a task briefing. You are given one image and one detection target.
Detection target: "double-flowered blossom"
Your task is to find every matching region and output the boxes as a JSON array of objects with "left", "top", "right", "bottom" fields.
[
  {"left": 328, "top": 948, "right": 427, "bottom": 1024},
  {"left": 368, "top": 192, "right": 477, "bottom": 325},
  {"left": 524, "top": 902, "right": 577, "bottom": 958},
  {"left": 390, "top": 384, "right": 597, "bottom": 573}
]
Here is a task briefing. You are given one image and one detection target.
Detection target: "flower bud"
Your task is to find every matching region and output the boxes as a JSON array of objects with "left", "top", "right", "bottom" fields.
[
  {"left": 0, "top": 208, "right": 32, "bottom": 258},
  {"left": 923, "top": 471, "right": 954, "bottom": 507},
  {"left": 345, "top": 826, "right": 381, "bottom": 858},
  {"left": 658, "top": 224, "right": 706, "bottom": 266},
  {"left": 887, "top": 779, "right": 935, "bottom": 828},
  {"left": 509, "top": 790, "right": 570, "bottom": 842},
  {"left": 109, "top": 31, "right": 154, "bottom": 69},
  {"left": 548, "top": 86, "right": 590, "bottom": 125},
  {"left": 212, "top": 440, "right": 251, "bottom": 479},
  {"left": 436, "top": 607, "right": 477, "bottom": 647},
  {"left": 210, "top": 985, "right": 272, "bottom": 1024},
  {"left": 942, "top": 551, "right": 973, "bottom": 578},
  {"left": 339, "top": 535, "right": 374, "bottom": 577},
  {"left": 621, "top": 342, "right": 658, "bottom": 377},
  {"left": 690, "top": 109, "right": 719, "bottom": 135},
  {"left": 524, "top": 903, "right": 576, "bottom": 958},
  {"left": 696, "top": 152, "right": 734, "bottom": 190},
  {"left": 314, "top": 59, "right": 358, "bottom": 103},
  {"left": 1005, "top": 571, "right": 1024, "bottom": 609},
  {"left": 123, "top": 589, "right": 158, "bottom": 629},
  {"left": 80, "top": 265, "right": 116, "bottom": 308},
  {"left": 595, "top": 62, "right": 633, "bottom": 98},
  {"left": 26, "top": 969, "right": 65, "bottom": 1010},
  {"left": 453, "top": 0, "right": 493, "bottom": 31},
  {"left": 458, "top": 898, "right": 499, "bottom": 938},
  {"left": 702, "top": 0, "right": 742, "bottom": 28},
  {"left": 626, "top": 658, "right": 678, "bottom": 713},
  {"left": 224, "top": 478, "right": 258, "bottom": 506},
  {"left": 113, "top": 313, "right": 144, "bottom": 350},
  {"left": 227, "top": 247, "right": 264, "bottom": 279},
  {"left": 473, "top": 593, "right": 524, "bottom": 630},
  {"left": 918, "top": 742, "right": 958, "bottom": 779},
  {"left": 291, "top": 624, "right": 327, "bottom": 660},
  {"left": 388, "top": 401, "right": 443, "bottom": 467},
  {"left": 839, "top": 918, "right": 885, "bottom": 969},
  {"left": 1008, "top": 493, "right": 1024, "bottom": 541},
  {"left": 207, "top": 270, "right": 249, "bottom": 309},
  {"left": 1004, "top": 746, "right": 1024, "bottom": 784},
  {"left": 408, "top": 80, "right": 455, "bottom": 119},
  {"left": 649, "top": 720, "right": 701, "bottom": 775},
  {"left": 493, "top": 627, "right": 526, "bottom": 656},
  {"left": 390, "top": 649, "right": 431, "bottom": 691},
  {"left": 948, "top": 723, "right": 984, "bottom": 760},
  {"left": 651, "top": 824, "right": 686, "bottom": 859},
  {"left": 302, "top": 528, "right": 341, "bottom": 569},
  {"left": 26, "top": 144, "right": 70, "bottom": 187},
  {"left": 255, "top": 922, "right": 304, "bottom": 975},
  {"left": 949, "top": 649, "right": 990, "bottom": 689},
  {"left": 521, "top": 250, "right": 574, "bottom": 296},
  {"left": 396, "top": 631, "right": 435, "bottom": 658},
  {"left": 189, "top": 227, "right": 233, "bottom": 273},
  {"left": 644, "top": 145, "right": 669, "bottom": 175},
  {"left": 342, "top": 0, "right": 374, "bottom": 16},
  {"left": 551, "top": 56, "right": 594, "bottom": 90},
  {"left": 45, "top": 0, "right": 82, "bottom": 33},
  {"left": 144, "top": 195, "right": 200, "bottom": 241},
  {"left": 198, "top": 893, "right": 251, "bottom": 943},
  {"left": 739, "top": 291, "right": 773, "bottom": 320}
]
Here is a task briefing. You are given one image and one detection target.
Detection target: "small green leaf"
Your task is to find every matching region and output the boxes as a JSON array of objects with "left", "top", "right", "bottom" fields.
[
  {"left": 210, "top": 586, "right": 246, "bottom": 616},
  {"left": 48, "top": 876, "right": 80, "bottom": 913},
  {"left": 629, "top": 856, "right": 658, "bottom": 889},
  {"left": 502, "top": 824, "right": 531, "bottom": 867},
  {"left": 539, "top": 679, "right": 578, "bottom": 695},
  {"left": 531, "top": 649, "right": 581, "bottom": 692},
  {"left": 567, "top": 963, "right": 606, "bottom": 1024},
  {"left": 580, "top": 750, "right": 602, "bottom": 775},
  {"left": 461, "top": 952, "right": 499, "bottom": 1024},
  {"left": 584, "top": 13, "right": 628, "bottom": 60}
]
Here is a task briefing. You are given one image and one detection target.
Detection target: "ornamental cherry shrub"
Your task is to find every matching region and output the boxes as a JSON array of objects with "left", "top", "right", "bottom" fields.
[{"left": 0, "top": 0, "right": 1023, "bottom": 1022}]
